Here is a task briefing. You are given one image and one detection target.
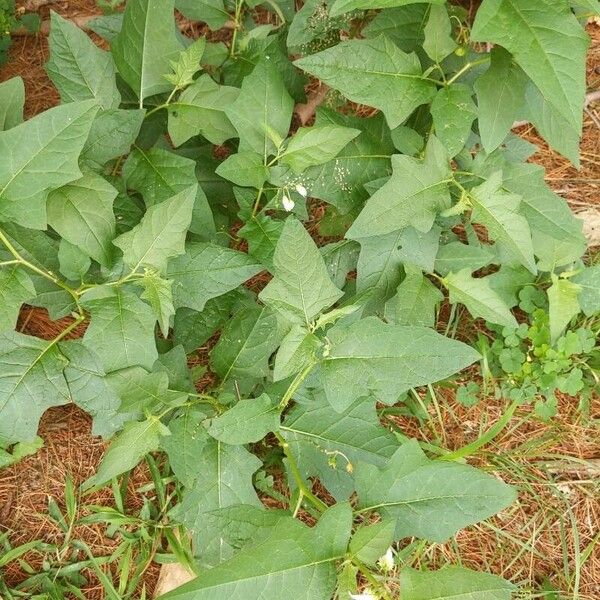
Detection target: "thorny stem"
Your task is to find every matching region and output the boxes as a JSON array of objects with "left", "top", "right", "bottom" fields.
[{"left": 275, "top": 431, "right": 328, "bottom": 513}]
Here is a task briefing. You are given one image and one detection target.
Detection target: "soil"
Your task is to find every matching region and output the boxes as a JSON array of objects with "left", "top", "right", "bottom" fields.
[{"left": 0, "top": 2, "right": 598, "bottom": 598}]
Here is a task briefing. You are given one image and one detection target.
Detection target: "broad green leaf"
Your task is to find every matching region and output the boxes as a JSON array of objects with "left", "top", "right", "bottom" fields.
[
  {"left": 169, "top": 439, "right": 262, "bottom": 564},
  {"left": 321, "top": 317, "right": 480, "bottom": 411},
  {"left": 273, "top": 325, "right": 321, "bottom": 381},
  {"left": 113, "top": 186, "right": 195, "bottom": 273},
  {"left": 304, "top": 110, "right": 393, "bottom": 215},
  {"left": 474, "top": 47, "right": 528, "bottom": 153},
  {"left": 281, "top": 395, "right": 398, "bottom": 499},
  {"left": 321, "top": 239, "right": 360, "bottom": 289},
  {"left": 434, "top": 242, "right": 494, "bottom": 277},
  {"left": 363, "top": 6, "right": 429, "bottom": 53},
  {"left": 112, "top": 0, "right": 183, "bottom": 102},
  {"left": 0, "top": 437, "right": 44, "bottom": 469},
  {"left": 0, "top": 266, "right": 35, "bottom": 332},
  {"left": 431, "top": 84, "right": 477, "bottom": 157},
  {"left": 168, "top": 74, "right": 239, "bottom": 146},
  {"left": 295, "top": 36, "right": 436, "bottom": 129},
  {"left": 207, "top": 394, "right": 279, "bottom": 444},
  {"left": 82, "top": 287, "right": 158, "bottom": 372},
  {"left": 280, "top": 125, "right": 360, "bottom": 173},
  {"left": 47, "top": 172, "right": 118, "bottom": 267},
  {"left": 225, "top": 58, "right": 294, "bottom": 158},
  {"left": 396, "top": 225, "right": 440, "bottom": 272},
  {"left": 499, "top": 163, "right": 586, "bottom": 270},
  {"left": 349, "top": 521, "right": 395, "bottom": 567},
  {"left": 422, "top": 4, "right": 457, "bottom": 62},
  {"left": 0, "top": 100, "right": 98, "bottom": 228},
  {"left": 137, "top": 272, "right": 175, "bottom": 336},
  {"left": 59, "top": 341, "right": 120, "bottom": 438},
  {"left": 238, "top": 214, "right": 284, "bottom": 270},
  {"left": 164, "top": 38, "right": 206, "bottom": 90},
  {"left": 0, "top": 76, "right": 24, "bottom": 131},
  {"left": 356, "top": 439, "right": 515, "bottom": 541},
  {"left": 83, "top": 418, "right": 165, "bottom": 489},
  {"left": 548, "top": 275, "right": 581, "bottom": 343},
  {"left": 572, "top": 265, "right": 600, "bottom": 317},
  {"left": 58, "top": 238, "right": 91, "bottom": 280},
  {"left": 330, "top": 0, "right": 444, "bottom": 18},
  {"left": 400, "top": 566, "right": 516, "bottom": 600},
  {"left": 210, "top": 306, "right": 283, "bottom": 381},
  {"left": 384, "top": 269, "right": 443, "bottom": 327},
  {"left": 471, "top": 0, "right": 589, "bottom": 138},
  {"left": 161, "top": 408, "right": 209, "bottom": 487},
  {"left": 215, "top": 152, "right": 268, "bottom": 189},
  {"left": 175, "top": 0, "right": 229, "bottom": 30},
  {"left": 287, "top": 0, "right": 338, "bottom": 51},
  {"left": 80, "top": 108, "right": 145, "bottom": 168},
  {"left": 348, "top": 136, "right": 451, "bottom": 238},
  {"left": 444, "top": 269, "right": 518, "bottom": 328},
  {"left": 487, "top": 265, "right": 535, "bottom": 308},
  {"left": 168, "top": 243, "right": 262, "bottom": 312},
  {"left": 162, "top": 503, "right": 352, "bottom": 600},
  {"left": 469, "top": 172, "right": 536, "bottom": 273},
  {"left": 87, "top": 13, "right": 123, "bottom": 42},
  {"left": 259, "top": 218, "right": 343, "bottom": 325},
  {"left": 46, "top": 12, "right": 120, "bottom": 109},
  {"left": 0, "top": 331, "right": 69, "bottom": 444}
]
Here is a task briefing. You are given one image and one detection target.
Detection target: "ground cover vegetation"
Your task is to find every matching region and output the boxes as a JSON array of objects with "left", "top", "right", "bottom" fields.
[{"left": 0, "top": 0, "right": 599, "bottom": 597}]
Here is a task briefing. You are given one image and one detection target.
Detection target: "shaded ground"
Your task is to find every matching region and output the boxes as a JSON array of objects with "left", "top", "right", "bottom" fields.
[{"left": 0, "top": 3, "right": 598, "bottom": 599}]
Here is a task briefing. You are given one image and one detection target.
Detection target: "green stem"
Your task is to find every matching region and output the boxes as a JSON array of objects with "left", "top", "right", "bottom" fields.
[
  {"left": 275, "top": 431, "right": 328, "bottom": 513},
  {"left": 446, "top": 56, "right": 490, "bottom": 86},
  {"left": 352, "top": 558, "right": 392, "bottom": 600},
  {"left": 278, "top": 361, "right": 315, "bottom": 410},
  {"left": 229, "top": 0, "right": 244, "bottom": 58},
  {"left": 439, "top": 400, "right": 519, "bottom": 461}
]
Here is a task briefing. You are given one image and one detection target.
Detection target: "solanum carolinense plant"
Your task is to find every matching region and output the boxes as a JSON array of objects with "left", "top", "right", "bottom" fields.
[{"left": 0, "top": 0, "right": 599, "bottom": 597}]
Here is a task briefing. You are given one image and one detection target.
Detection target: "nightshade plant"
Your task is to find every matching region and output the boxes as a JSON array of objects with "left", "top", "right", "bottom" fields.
[{"left": 0, "top": 0, "right": 599, "bottom": 597}]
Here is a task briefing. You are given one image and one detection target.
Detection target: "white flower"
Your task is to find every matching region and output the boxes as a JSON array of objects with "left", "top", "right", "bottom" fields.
[
  {"left": 377, "top": 547, "right": 394, "bottom": 571},
  {"left": 282, "top": 194, "right": 295, "bottom": 212},
  {"left": 295, "top": 183, "right": 308, "bottom": 198},
  {"left": 350, "top": 590, "right": 376, "bottom": 600}
]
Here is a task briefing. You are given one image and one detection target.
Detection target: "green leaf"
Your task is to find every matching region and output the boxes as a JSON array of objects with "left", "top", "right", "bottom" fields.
[
  {"left": 259, "top": 218, "right": 343, "bottom": 325},
  {"left": 0, "top": 331, "right": 69, "bottom": 444},
  {"left": 0, "top": 100, "right": 98, "bottom": 229},
  {"left": 225, "top": 57, "right": 294, "bottom": 158},
  {"left": 280, "top": 125, "right": 360, "bottom": 173},
  {"left": 348, "top": 136, "right": 451, "bottom": 238},
  {"left": 431, "top": 84, "right": 477, "bottom": 157},
  {"left": 548, "top": 275, "right": 581, "bottom": 343},
  {"left": 46, "top": 11, "right": 120, "bottom": 109},
  {"left": 0, "top": 76, "right": 24, "bottom": 131},
  {"left": 82, "top": 287, "right": 158, "bottom": 372},
  {"left": 113, "top": 185, "right": 195, "bottom": 273},
  {"left": 59, "top": 340, "right": 120, "bottom": 438},
  {"left": 422, "top": 4, "right": 457, "bottom": 62},
  {"left": 80, "top": 108, "right": 145, "bottom": 168},
  {"left": 168, "top": 439, "right": 262, "bottom": 564},
  {"left": 112, "top": 0, "right": 183, "bottom": 102},
  {"left": 175, "top": 0, "right": 229, "bottom": 30},
  {"left": 474, "top": 47, "right": 528, "bottom": 153},
  {"left": 321, "top": 239, "right": 360, "bottom": 289},
  {"left": 164, "top": 37, "right": 206, "bottom": 90},
  {"left": 434, "top": 242, "right": 494, "bottom": 277},
  {"left": 397, "top": 225, "right": 440, "bottom": 272},
  {"left": 238, "top": 214, "right": 284, "bottom": 270},
  {"left": 273, "top": 324, "right": 321, "bottom": 381},
  {"left": 168, "top": 74, "right": 240, "bottom": 146},
  {"left": 47, "top": 172, "right": 118, "bottom": 267},
  {"left": 161, "top": 408, "right": 209, "bottom": 487},
  {"left": 58, "top": 238, "right": 91, "bottom": 280},
  {"left": 471, "top": 0, "right": 589, "bottom": 139},
  {"left": 321, "top": 317, "right": 480, "bottom": 411},
  {"left": 349, "top": 521, "right": 395, "bottom": 567},
  {"left": 330, "top": 0, "right": 444, "bottom": 18},
  {"left": 572, "top": 265, "right": 600, "bottom": 317},
  {"left": 210, "top": 305, "right": 283, "bottom": 381},
  {"left": 363, "top": 6, "right": 429, "bottom": 53},
  {"left": 295, "top": 36, "right": 436, "bottom": 129},
  {"left": 0, "top": 266, "right": 35, "bottom": 332},
  {"left": 487, "top": 265, "right": 535, "bottom": 308},
  {"left": 356, "top": 439, "right": 515, "bottom": 541},
  {"left": 469, "top": 172, "right": 536, "bottom": 273},
  {"left": 444, "top": 269, "right": 518, "bottom": 328},
  {"left": 137, "top": 272, "right": 175, "bottom": 336},
  {"left": 83, "top": 418, "right": 165, "bottom": 489},
  {"left": 169, "top": 243, "right": 262, "bottom": 312},
  {"left": 400, "top": 566, "right": 516, "bottom": 600},
  {"left": 162, "top": 503, "right": 352, "bottom": 600},
  {"left": 384, "top": 268, "right": 443, "bottom": 327},
  {"left": 207, "top": 394, "right": 279, "bottom": 444},
  {"left": 215, "top": 152, "right": 269, "bottom": 189}
]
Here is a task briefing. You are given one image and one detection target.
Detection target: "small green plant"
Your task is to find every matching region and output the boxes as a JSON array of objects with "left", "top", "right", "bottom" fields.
[{"left": 0, "top": 0, "right": 16, "bottom": 65}]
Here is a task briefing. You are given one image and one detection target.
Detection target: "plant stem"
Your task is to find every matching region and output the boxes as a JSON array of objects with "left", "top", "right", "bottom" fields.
[
  {"left": 446, "top": 56, "right": 490, "bottom": 86},
  {"left": 278, "top": 361, "right": 315, "bottom": 410},
  {"left": 352, "top": 558, "right": 392, "bottom": 600},
  {"left": 229, "top": 0, "right": 244, "bottom": 58},
  {"left": 274, "top": 431, "right": 328, "bottom": 513}
]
